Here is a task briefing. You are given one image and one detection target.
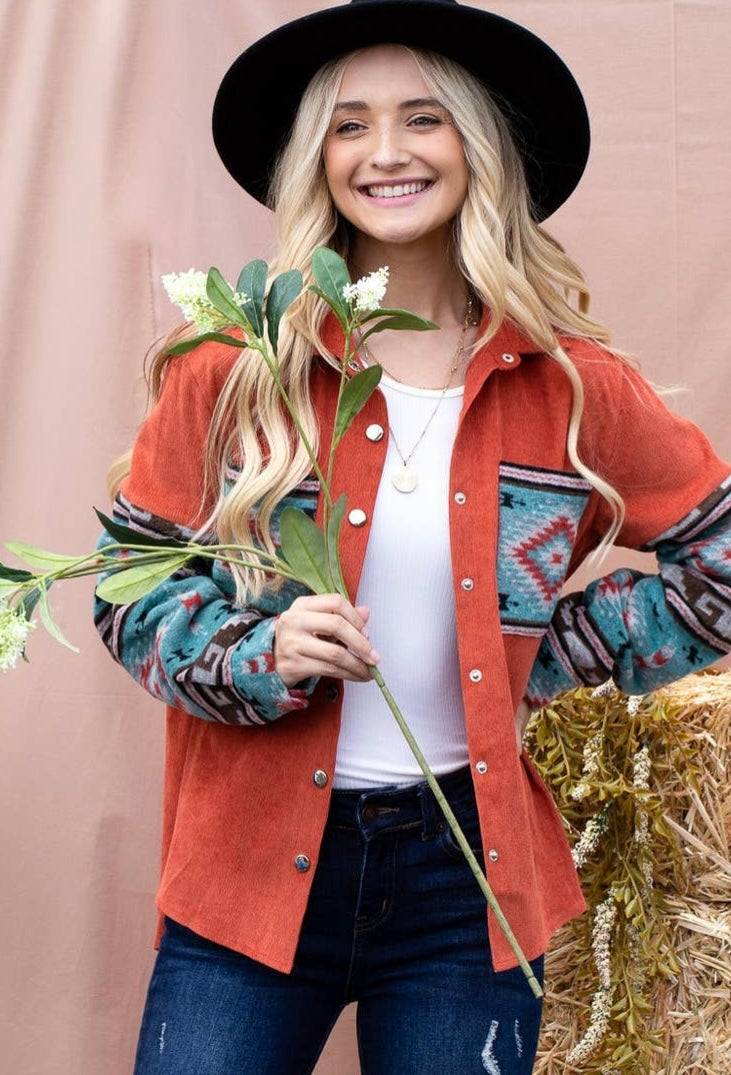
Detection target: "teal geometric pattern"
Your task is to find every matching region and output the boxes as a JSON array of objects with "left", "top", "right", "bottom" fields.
[{"left": 496, "top": 462, "right": 591, "bottom": 635}]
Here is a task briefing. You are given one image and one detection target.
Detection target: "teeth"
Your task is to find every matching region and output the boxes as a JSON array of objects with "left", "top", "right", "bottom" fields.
[{"left": 366, "top": 181, "right": 429, "bottom": 198}]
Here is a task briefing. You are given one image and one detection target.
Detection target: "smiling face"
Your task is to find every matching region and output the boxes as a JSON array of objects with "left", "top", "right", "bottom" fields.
[{"left": 323, "top": 45, "right": 469, "bottom": 252}]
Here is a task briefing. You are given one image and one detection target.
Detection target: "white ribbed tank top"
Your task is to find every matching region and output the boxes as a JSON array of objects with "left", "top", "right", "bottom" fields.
[{"left": 334, "top": 373, "right": 470, "bottom": 788}]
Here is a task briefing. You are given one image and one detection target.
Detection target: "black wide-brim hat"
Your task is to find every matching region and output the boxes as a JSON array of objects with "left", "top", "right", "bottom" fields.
[{"left": 212, "top": 0, "right": 590, "bottom": 221}]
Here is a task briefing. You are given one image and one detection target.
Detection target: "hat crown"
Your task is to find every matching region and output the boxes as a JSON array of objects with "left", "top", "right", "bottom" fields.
[{"left": 350, "top": 0, "right": 457, "bottom": 4}]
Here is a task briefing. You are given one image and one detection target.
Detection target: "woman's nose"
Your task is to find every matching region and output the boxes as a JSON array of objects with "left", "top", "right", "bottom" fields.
[{"left": 370, "top": 124, "right": 411, "bottom": 170}]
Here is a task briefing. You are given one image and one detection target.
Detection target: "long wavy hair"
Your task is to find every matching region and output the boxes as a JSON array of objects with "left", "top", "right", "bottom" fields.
[{"left": 112, "top": 46, "right": 624, "bottom": 601}]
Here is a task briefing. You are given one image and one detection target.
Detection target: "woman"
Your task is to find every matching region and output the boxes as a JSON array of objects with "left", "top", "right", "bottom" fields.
[{"left": 95, "top": 2, "right": 731, "bottom": 1072}]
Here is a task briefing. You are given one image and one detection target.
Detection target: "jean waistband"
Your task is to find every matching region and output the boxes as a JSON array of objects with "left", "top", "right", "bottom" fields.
[{"left": 327, "top": 765, "right": 476, "bottom": 839}]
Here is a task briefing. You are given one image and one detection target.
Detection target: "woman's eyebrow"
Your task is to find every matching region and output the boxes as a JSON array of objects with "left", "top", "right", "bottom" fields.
[{"left": 332, "top": 96, "right": 445, "bottom": 113}]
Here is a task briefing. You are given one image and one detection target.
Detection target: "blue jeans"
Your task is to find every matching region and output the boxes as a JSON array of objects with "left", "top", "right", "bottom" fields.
[{"left": 133, "top": 766, "right": 544, "bottom": 1074}]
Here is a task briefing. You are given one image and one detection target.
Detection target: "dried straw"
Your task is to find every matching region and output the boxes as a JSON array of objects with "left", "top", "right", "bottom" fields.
[{"left": 533, "top": 671, "right": 731, "bottom": 1075}]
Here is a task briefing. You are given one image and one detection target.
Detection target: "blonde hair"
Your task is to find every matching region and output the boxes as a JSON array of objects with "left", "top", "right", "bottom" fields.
[{"left": 114, "top": 46, "right": 624, "bottom": 600}]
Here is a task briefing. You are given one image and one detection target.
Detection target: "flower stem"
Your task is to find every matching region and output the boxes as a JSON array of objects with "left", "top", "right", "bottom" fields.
[{"left": 369, "top": 665, "right": 544, "bottom": 999}]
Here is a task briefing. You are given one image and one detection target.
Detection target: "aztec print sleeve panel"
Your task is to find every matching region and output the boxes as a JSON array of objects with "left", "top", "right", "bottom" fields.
[
  {"left": 93, "top": 494, "right": 317, "bottom": 726},
  {"left": 525, "top": 475, "right": 731, "bottom": 707}
]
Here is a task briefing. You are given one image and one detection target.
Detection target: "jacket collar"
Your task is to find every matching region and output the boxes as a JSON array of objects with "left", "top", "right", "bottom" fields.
[{"left": 318, "top": 307, "right": 544, "bottom": 405}]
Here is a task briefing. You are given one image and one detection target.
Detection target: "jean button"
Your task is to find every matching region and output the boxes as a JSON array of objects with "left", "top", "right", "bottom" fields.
[{"left": 362, "top": 805, "right": 377, "bottom": 823}]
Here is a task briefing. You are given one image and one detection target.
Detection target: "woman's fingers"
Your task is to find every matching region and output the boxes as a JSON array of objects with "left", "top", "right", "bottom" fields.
[{"left": 273, "top": 594, "right": 380, "bottom": 687}]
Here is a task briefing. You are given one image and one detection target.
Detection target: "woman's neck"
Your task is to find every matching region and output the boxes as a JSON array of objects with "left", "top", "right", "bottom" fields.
[
  {"left": 349, "top": 235, "right": 468, "bottom": 326},
  {"left": 348, "top": 234, "right": 479, "bottom": 389}
]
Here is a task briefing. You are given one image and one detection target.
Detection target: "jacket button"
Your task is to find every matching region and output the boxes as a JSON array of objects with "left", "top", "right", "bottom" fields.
[
  {"left": 365, "top": 423, "right": 384, "bottom": 442},
  {"left": 348, "top": 508, "right": 367, "bottom": 527},
  {"left": 454, "top": 491, "right": 466, "bottom": 505},
  {"left": 313, "top": 769, "right": 328, "bottom": 788},
  {"left": 501, "top": 353, "right": 516, "bottom": 364},
  {"left": 294, "top": 854, "right": 311, "bottom": 872},
  {"left": 475, "top": 760, "right": 488, "bottom": 774},
  {"left": 469, "top": 668, "right": 483, "bottom": 683},
  {"left": 326, "top": 683, "right": 340, "bottom": 702},
  {"left": 460, "top": 578, "right": 474, "bottom": 591},
  {"left": 488, "top": 848, "right": 499, "bottom": 862}
]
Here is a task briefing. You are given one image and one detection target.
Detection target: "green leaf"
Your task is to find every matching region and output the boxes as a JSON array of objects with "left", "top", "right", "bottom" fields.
[
  {"left": 311, "top": 248, "right": 351, "bottom": 323},
  {"left": 333, "top": 365, "right": 382, "bottom": 446},
  {"left": 0, "top": 560, "right": 34, "bottom": 583},
  {"left": 5, "top": 542, "right": 80, "bottom": 573},
  {"left": 166, "top": 331, "right": 246, "bottom": 356},
  {"left": 266, "top": 269, "right": 303, "bottom": 353},
  {"left": 95, "top": 554, "right": 191, "bottom": 604},
  {"left": 206, "top": 267, "right": 247, "bottom": 328},
  {"left": 359, "top": 313, "right": 439, "bottom": 345},
  {"left": 278, "top": 508, "right": 333, "bottom": 594},
  {"left": 325, "top": 495, "right": 348, "bottom": 598},
  {"left": 94, "top": 509, "right": 189, "bottom": 551},
  {"left": 38, "top": 583, "right": 79, "bottom": 653},
  {"left": 21, "top": 587, "right": 42, "bottom": 620},
  {"left": 237, "top": 259, "right": 268, "bottom": 338},
  {"left": 359, "top": 307, "right": 439, "bottom": 331}
]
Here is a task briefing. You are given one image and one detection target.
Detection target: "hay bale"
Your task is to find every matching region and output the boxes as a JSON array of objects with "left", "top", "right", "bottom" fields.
[{"left": 527, "top": 671, "right": 731, "bottom": 1074}]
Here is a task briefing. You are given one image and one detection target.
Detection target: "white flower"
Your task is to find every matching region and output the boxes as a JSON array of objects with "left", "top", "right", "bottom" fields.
[
  {"left": 0, "top": 600, "right": 34, "bottom": 672},
  {"left": 572, "top": 805, "right": 610, "bottom": 869},
  {"left": 626, "top": 693, "right": 645, "bottom": 716},
  {"left": 342, "top": 266, "right": 389, "bottom": 314},
  {"left": 571, "top": 729, "right": 604, "bottom": 799},
  {"left": 631, "top": 744, "right": 653, "bottom": 883},
  {"left": 566, "top": 892, "right": 618, "bottom": 1064},
  {"left": 162, "top": 269, "right": 246, "bottom": 332},
  {"left": 632, "top": 743, "right": 651, "bottom": 790},
  {"left": 591, "top": 678, "right": 617, "bottom": 698}
]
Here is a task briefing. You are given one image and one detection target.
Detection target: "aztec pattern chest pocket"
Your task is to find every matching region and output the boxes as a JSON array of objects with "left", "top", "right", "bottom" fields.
[{"left": 496, "top": 462, "right": 591, "bottom": 636}]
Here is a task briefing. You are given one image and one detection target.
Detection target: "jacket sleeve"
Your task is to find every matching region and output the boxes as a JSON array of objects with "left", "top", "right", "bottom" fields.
[
  {"left": 93, "top": 342, "right": 317, "bottom": 725},
  {"left": 525, "top": 352, "right": 731, "bottom": 707}
]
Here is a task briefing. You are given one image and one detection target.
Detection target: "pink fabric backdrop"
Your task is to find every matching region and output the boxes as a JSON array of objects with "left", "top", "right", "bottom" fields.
[{"left": 0, "top": 1, "right": 729, "bottom": 1071}]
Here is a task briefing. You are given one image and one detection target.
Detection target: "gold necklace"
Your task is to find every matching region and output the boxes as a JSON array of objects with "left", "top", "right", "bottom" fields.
[{"left": 360, "top": 297, "right": 474, "bottom": 494}]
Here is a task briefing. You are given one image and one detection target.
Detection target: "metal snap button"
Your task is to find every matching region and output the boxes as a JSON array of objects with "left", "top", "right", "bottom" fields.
[
  {"left": 348, "top": 508, "right": 367, "bottom": 527},
  {"left": 365, "top": 423, "right": 384, "bottom": 442},
  {"left": 326, "top": 684, "right": 340, "bottom": 702},
  {"left": 469, "top": 668, "right": 483, "bottom": 683},
  {"left": 475, "top": 760, "right": 488, "bottom": 775},
  {"left": 313, "top": 770, "right": 328, "bottom": 788},
  {"left": 501, "top": 353, "right": 516, "bottom": 364},
  {"left": 460, "top": 578, "right": 474, "bottom": 591},
  {"left": 488, "top": 848, "right": 499, "bottom": 862},
  {"left": 294, "top": 854, "right": 311, "bottom": 872},
  {"left": 454, "top": 491, "right": 467, "bottom": 505}
]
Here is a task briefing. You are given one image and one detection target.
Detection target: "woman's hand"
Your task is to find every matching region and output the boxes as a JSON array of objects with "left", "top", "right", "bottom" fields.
[
  {"left": 274, "top": 594, "right": 380, "bottom": 688},
  {"left": 514, "top": 700, "right": 532, "bottom": 754}
]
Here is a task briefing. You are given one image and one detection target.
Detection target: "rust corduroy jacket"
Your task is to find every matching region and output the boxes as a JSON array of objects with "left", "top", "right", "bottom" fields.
[{"left": 97, "top": 313, "right": 731, "bottom": 972}]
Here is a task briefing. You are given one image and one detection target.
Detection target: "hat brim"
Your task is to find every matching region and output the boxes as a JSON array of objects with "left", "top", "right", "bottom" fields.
[{"left": 212, "top": 0, "right": 590, "bottom": 221}]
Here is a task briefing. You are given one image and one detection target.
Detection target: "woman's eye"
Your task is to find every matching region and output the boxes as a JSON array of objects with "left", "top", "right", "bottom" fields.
[
  {"left": 409, "top": 114, "right": 441, "bottom": 128},
  {"left": 334, "top": 120, "right": 366, "bottom": 135}
]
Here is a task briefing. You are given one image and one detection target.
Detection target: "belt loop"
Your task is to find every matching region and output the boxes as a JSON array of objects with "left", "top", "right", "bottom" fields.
[{"left": 418, "top": 781, "right": 439, "bottom": 837}]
